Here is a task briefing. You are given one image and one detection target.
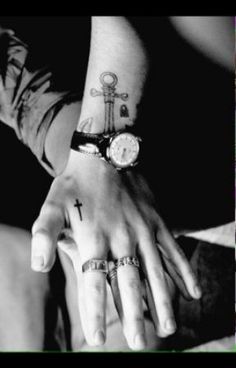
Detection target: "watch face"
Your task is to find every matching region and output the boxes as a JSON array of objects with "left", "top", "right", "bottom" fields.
[{"left": 109, "top": 133, "right": 140, "bottom": 168}]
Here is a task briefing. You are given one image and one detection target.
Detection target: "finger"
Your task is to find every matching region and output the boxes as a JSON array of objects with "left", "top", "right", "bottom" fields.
[
  {"left": 57, "top": 229, "right": 78, "bottom": 259},
  {"left": 158, "top": 246, "right": 193, "bottom": 300},
  {"left": 67, "top": 200, "right": 108, "bottom": 347},
  {"left": 139, "top": 235, "right": 177, "bottom": 338},
  {"left": 156, "top": 224, "right": 202, "bottom": 299},
  {"left": 108, "top": 264, "right": 150, "bottom": 350},
  {"left": 111, "top": 264, "right": 160, "bottom": 340},
  {"left": 31, "top": 200, "right": 64, "bottom": 272},
  {"left": 116, "top": 257, "right": 146, "bottom": 351},
  {"left": 107, "top": 261, "right": 123, "bottom": 318},
  {"left": 82, "top": 266, "right": 107, "bottom": 346},
  {"left": 141, "top": 269, "right": 177, "bottom": 335},
  {"left": 74, "top": 233, "right": 108, "bottom": 347},
  {"left": 110, "top": 230, "right": 147, "bottom": 350}
]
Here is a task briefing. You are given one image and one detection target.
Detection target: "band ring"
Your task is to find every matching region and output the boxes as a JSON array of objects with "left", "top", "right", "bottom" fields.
[
  {"left": 107, "top": 257, "right": 140, "bottom": 284},
  {"left": 107, "top": 267, "right": 117, "bottom": 283},
  {"left": 115, "top": 256, "right": 140, "bottom": 269},
  {"left": 82, "top": 259, "right": 108, "bottom": 274}
]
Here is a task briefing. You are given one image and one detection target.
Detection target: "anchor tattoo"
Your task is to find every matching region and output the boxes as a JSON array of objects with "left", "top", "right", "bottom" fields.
[{"left": 90, "top": 72, "right": 129, "bottom": 133}]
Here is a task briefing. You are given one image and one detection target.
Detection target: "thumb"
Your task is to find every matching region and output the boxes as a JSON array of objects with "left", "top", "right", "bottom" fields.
[{"left": 31, "top": 201, "right": 64, "bottom": 272}]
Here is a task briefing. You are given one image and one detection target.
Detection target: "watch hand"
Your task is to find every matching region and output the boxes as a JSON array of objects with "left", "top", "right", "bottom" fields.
[{"left": 121, "top": 148, "right": 127, "bottom": 160}]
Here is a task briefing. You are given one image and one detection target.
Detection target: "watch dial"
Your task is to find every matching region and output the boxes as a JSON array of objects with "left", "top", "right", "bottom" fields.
[{"left": 109, "top": 133, "right": 140, "bottom": 168}]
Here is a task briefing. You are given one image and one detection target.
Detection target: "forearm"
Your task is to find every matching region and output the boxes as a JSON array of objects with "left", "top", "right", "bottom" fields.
[
  {"left": 77, "top": 16, "right": 149, "bottom": 134},
  {"left": 170, "top": 16, "right": 234, "bottom": 72},
  {"left": 44, "top": 100, "right": 81, "bottom": 175},
  {"left": 0, "top": 26, "right": 81, "bottom": 177},
  {"left": 0, "top": 18, "right": 149, "bottom": 176}
]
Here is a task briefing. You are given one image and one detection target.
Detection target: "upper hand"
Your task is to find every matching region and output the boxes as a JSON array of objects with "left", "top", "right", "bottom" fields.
[{"left": 31, "top": 151, "right": 202, "bottom": 350}]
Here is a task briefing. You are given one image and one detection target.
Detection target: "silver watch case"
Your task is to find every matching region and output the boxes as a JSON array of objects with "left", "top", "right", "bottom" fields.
[{"left": 104, "top": 131, "right": 142, "bottom": 170}]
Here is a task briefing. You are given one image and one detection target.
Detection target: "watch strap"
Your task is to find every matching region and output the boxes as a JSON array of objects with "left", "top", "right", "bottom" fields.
[{"left": 71, "top": 131, "right": 105, "bottom": 149}]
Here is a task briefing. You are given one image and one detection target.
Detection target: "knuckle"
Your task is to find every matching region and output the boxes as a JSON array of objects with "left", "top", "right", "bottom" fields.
[
  {"left": 139, "top": 225, "right": 155, "bottom": 243},
  {"left": 61, "top": 174, "right": 76, "bottom": 189},
  {"left": 136, "top": 216, "right": 149, "bottom": 231},
  {"left": 111, "top": 225, "right": 134, "bottom": 257},
  {"left": 89, "top": 281, "right": 104, "bottom": 296},
  {"left": 160, "top": 299, "right": 172, "bottom": 313},
  {"left": 41, "top": 200, "right": 63, "bottom": 216},
  {"left": 83, "top": 235, "right": 108, "bottom": 259},
  {"left": 31, "top": 219, "right": 40, "bottom": 235},
  {"left": 150, "top": 266, "right": 166, "bottom": 283},
  {"left": 32, "top": 221, "right": 50, "bottom": 238},
  {"left": 134, "top": 315, "right": 143, "bottom": 324},
  {"left": 93, "top": 229, "right": 106, "bottom": 245},
  {"left": 92, "top": 314, "right": 104, "bottom": 324},
  {"left": 129, "top": 315, "right": 144, "bottom": 325},
  {"left": 126, "top": 278, "right": 141, "bottom": 293},
  {"left": 116, "top": 227, "right": 130, "bottom": 244}
]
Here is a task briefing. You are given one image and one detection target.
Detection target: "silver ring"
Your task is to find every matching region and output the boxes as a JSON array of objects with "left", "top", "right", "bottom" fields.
[
  {"left": 107, "top": 268, "right": 117, "bottom": 283},
  {"left": 115, "top": 256, "right": 140, "bottom": 269},
  {"left": 82, "top": 259, "right": 108, "bottom": 274}
]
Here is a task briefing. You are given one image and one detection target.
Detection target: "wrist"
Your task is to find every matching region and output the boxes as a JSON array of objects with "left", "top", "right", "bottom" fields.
[
  {"left": 44, "top": 101, "right": 81, "bottom": 175},
  {"left": 70, "top": 128, "right": 141, "bottom": 172},
  {"left": 66, "top": 149, "right": 113, "bottom": 174}
]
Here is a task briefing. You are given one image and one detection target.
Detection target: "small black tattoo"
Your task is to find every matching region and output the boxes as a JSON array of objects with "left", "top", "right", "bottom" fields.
[
  {"left": 78, "top": 117, "right": 93, "bottom": 133},
  {"left": 120, "top": 104, "right": 129, "bottom": 117},
  {"left": 124, "top": 118, "right": 134, "bottom": 129},
  {"left": 90, "top": 72, "right": 128, "bottom": 133},
  {"left": 74, "top": 199, "right": 83, "bottom": 221}
]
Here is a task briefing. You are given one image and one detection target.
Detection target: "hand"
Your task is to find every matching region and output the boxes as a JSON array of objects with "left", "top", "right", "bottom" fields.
[{"left": 31, "top": 151, "right": 202, "bottom": 350}]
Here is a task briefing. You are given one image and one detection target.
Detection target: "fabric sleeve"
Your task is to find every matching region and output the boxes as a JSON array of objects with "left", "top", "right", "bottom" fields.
[{"left": 0, "top": 26, "right": 79, "bottom": 176}]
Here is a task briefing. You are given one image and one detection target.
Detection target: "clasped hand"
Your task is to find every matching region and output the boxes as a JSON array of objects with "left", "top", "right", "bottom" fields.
[{"left": 31, "top": 150, "right": 201, "bottom": 350}]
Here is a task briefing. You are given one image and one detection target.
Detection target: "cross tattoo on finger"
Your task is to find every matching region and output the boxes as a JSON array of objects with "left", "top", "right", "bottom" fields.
[{"left": 74, "top": 198, "right": 83, "bottom": 221}]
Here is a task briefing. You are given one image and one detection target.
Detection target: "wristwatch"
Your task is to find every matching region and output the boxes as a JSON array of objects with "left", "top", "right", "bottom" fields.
[{"left": 71, "top": 130, "right": 141, "bottom": 170}]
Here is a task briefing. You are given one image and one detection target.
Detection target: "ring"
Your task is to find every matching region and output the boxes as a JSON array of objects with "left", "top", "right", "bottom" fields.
[
  {"left": 115, "top": 256, "right": 140, "bottom": 269},
  {"left": 107, "top": 261, "right": 117, "bottom": 284},
  {"left": 107, "top": 267, "right": 117, "bottom": 283},
  {"left": 82, "top": 259, "right": 108, "bottom": 274}
]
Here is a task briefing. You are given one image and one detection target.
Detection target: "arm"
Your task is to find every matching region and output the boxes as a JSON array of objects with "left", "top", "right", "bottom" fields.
[
  {"left": 74, "top": 16, "right": 149, "bottom": 135},
  {"left": 0, "top": 25, "right": 81, "bottom": 176},
  {"left": 170, "top": 16, "right": 234, "bottom": 72},
  {"left": 32, "top": 17, "right": 201, "bottom": 350},
  {"left": 44, "top": 17, "right": 149, "bottom": 174},
  {"left": 0, "top": 18, "right": 148, "bottom": 175},
  {"left": 0, "top": 18, "right": 201, "bottom": 350}
]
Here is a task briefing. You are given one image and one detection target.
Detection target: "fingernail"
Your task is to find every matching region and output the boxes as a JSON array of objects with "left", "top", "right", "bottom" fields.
[
  {"left": 94, "top": 330, "right": 105, "bottom": 346},
  {"left": 165, "top": 318, "right": 176, "bottom": 333},
  {"left": 134, "top": 333, "right": 146, "bottom": 350},
  {"left": 31, "top": 256, "right": 44, "bottom": 270},
  {"left": 194, "top": 285, "right": 202, "bottom": 299}
]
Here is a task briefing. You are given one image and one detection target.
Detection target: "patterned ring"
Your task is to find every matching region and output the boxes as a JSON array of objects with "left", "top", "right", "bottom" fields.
[
  {"left": 107, "top": 267, "right": 117, "bottom": 283},
  {"left": 115, "top": 256, "right": 140, "bottom": 269},
  {"left": 82, "top": 259, "right": 108, "bottom": 274}
]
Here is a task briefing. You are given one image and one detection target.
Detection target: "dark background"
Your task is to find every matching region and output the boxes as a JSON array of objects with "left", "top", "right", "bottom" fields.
[{"left": 0, "top": 16, "right": 234, "bottom": 232}]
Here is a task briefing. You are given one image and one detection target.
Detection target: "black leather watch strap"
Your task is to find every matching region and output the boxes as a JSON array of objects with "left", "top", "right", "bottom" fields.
[{"left": 71, "top": 131, "right": 105, "bottom": 150}]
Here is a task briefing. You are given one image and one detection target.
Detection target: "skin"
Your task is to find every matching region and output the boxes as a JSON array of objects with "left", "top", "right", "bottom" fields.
[
  {"left": 1, "top": 16, "right": 232, "bottom": 350},
  {"left": 31, "top": 150, "right": 201, "bottom": 350},
  {"left": 0, "top": 225, "right": 49, "bottom": 351},
  {"left": 170, "top": 16, "right": 234, "bottom": 73},
  {"left": 0, "top": 17, "right": 202, "bottom": 350},
  {"left": 32, "top": 15, "right": 235, "bottom": 350}
]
